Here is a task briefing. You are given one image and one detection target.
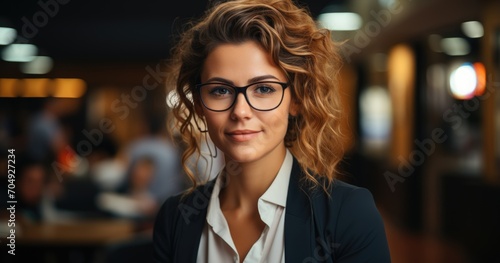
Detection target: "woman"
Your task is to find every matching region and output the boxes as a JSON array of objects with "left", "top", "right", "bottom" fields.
[{"left": 153, "top": 0, "right": 391, "bottom": 262}]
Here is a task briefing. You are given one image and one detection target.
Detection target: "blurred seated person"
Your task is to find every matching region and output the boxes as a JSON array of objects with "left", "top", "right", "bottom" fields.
[
  {"left": 125, "top": 115, "right": 185, "bottom": 204},
  {"left": 87, "top": 132, "right": 126, "bottom": 192},
  {"left": 97, "top": 156, "right": 157, "bottom": 220},
  {"left": 26, "top": 98, "right": 70, "bottom": 163},
  {"left": 16, "top": 156, "right": 49, "bottom": 223}
]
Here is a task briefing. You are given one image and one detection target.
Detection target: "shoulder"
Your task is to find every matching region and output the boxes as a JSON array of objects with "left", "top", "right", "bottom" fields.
[
  {"left": 153, "top": 180, "right": 216, "bottom": 262},
  {"left": 328, "top": 180, "right": 383, "bottom": 230},
  {"left": 155, "top": 179, "right": 216, "bottom": 225},
  {"left": 330, "top": 180, "right": 377, "bottom": 211},
  {"left": 309, "top": 180, "right": 391, "bottom": 262},
  {"left": 309, "top": 179, "right": 381, "bottom": 224}
]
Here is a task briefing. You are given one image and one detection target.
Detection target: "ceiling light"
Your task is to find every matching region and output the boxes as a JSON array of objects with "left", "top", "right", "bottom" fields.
[
  {"left": 461, "top": 21, "right": 484, "bottom": 38},
  {"left": 318, "top": 12, "right": 362, "bottom": 31},
  {"left": 441, "top": 37, "right": 470, "bottom": 56},
  {"left": 20, "top": 56, "right": 53, "bottom": 74},
  {"left": 1, "top": 44, "right": 38, "bottom": 62},
  {"left": 0, "top": 27, "right": 17, "bottom": 45}
]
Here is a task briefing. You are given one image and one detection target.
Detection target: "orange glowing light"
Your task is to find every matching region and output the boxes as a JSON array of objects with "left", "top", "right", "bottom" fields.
[{"left": 473, "top": 62, "right": 486, "bottom": 96}]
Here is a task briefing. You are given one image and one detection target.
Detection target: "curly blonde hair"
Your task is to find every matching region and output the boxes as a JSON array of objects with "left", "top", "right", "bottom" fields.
[{"left": 166, "top": 0, "right": 344, "bottom": 193}]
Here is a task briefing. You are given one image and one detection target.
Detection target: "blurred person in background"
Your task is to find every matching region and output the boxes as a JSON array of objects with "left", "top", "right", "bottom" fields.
[
  {"left": 18, "top": 158, "right": 47, "bottom": 222},
  {"left": 0, "top": 155, "right": 51, "bottom": 223},
  {"left": 98, "top": 156, "right": 157, "bottom": 220},
  {"left": 88, "top": 132, "right": 126, "bottom": 192},
  {"left": 126, "top": 156, "right": 157, "bottom": 216},
  {"left": 96, "top": 115, "right": 184, "bottom": 234},
  {"left": 124, "top": 115, "right": 184, "bottom": 206},
  {"left": 26, "top": 98, "right": 67, "bottom": 163}
]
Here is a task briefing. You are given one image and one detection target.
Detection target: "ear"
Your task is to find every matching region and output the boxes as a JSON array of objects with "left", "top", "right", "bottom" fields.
[{"left": 289, "top": 100, "right": 300, "bottom": 117}]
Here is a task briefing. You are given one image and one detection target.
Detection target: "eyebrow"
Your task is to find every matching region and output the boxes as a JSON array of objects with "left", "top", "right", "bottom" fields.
[{"left": 204, "top": 75, "right": 281, "bottom": 84}]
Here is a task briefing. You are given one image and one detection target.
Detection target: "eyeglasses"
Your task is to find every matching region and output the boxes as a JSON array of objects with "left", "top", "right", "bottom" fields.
[{"left": 196, "top": 81, "right": 289, "bottom": 112}]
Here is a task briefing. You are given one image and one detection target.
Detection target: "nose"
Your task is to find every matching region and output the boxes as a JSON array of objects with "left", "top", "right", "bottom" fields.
[{"left": 230, "top": 93, "right": 253, "bottom": 120}]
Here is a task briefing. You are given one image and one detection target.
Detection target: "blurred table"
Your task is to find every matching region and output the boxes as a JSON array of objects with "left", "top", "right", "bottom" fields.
[
  {"left": 6, "top": 219, "right": 141, "bottom": 263},
  {"left": 18, "top": 219, "right": 135, "bottom": 245}
]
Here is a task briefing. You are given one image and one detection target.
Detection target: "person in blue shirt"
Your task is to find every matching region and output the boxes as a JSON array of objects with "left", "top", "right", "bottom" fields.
[{"left": 154, "top": 0, "right": 391, "bottom": 262}]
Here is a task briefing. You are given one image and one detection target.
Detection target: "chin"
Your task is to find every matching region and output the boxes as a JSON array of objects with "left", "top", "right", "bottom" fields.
[
  {"left": 224, "top": 149, "right": 260, "bottom": 163},
  {"left": 226, "top": 154, "right": 257, "bottom": 164}
]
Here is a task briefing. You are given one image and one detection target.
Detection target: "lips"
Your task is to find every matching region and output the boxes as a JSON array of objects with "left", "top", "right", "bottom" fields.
[{"left": 226, "top": 129, "right": 260, "bottom": 142}]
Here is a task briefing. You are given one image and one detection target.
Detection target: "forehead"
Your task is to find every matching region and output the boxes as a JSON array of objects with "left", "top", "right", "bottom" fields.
[{"left": 201, "top": 41, "right": 285, "bottom": 83}]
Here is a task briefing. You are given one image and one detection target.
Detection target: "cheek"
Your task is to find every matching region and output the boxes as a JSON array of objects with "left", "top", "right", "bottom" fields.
[
  {"left": 204, "top": 114, "right": 220, "bottom": 129},
  {"left": 265, "top": 110, "right": 290, "bottom": 135},
  {"left": 275, "top": 101, "right": 295, "bottom": 137}
]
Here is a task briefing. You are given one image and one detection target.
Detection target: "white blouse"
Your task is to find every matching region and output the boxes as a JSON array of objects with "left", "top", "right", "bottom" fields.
[{"left": 196, "top": 150, "right": 293, "bottom": 263}]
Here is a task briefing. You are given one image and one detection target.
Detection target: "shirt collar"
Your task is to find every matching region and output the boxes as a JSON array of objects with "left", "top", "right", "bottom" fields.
[
  {"left": 206, "top": 169, "right": 227, "bottom": 234},
  {"left": 259, "top": 149, "right": 292, "bottom": 208}
]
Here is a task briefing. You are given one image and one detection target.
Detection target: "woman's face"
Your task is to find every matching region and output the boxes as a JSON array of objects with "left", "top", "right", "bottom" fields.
[{"left": 199, "top": 41, "right": 296, "bottom": 164}]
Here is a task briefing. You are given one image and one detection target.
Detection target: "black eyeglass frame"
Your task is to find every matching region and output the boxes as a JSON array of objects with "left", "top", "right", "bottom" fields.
[{"left": 195, "top": 81, "right": 290, "bottom": 112}]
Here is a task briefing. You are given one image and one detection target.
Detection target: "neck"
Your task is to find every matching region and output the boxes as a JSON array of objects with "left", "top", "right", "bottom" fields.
[{"left": 219, "top": 148, "right": 287, "bottom": 213}]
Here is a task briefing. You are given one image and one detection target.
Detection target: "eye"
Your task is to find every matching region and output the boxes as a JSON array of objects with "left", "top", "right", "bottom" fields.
[
  {"left": 254, "top": 84, "right": 276, "bottom": 94},
  {"left": 208, "top": 85, "right": 233, "bottom": 96}
]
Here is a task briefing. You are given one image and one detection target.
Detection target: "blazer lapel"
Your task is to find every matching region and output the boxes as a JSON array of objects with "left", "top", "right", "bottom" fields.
[
  {"left": 175, "top": 180, "right": 215, "bottom": 263},
  {"left": 284, "top": 159, "right": 314, "bottom": 262}
]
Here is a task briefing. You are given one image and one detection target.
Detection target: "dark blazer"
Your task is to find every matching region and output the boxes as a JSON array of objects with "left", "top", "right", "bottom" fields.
[{"left": 153, "top": 158, "right": 391, "bottom": 262}]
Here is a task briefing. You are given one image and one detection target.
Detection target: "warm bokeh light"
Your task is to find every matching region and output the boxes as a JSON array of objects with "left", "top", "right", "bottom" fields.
[
  {"left": 387, "top": 44, "right": 415, "bottom": 163},
  {"left": 21, "top": 78, "right": 51, "bottom": 97},
  {"left": 0, "top": 78, "right": 18, "bottom": 97},
  {"left": 53, "top": 78, "right": 87, "bottom": 98},
  {"left": 0, "top": 78, "right": 87, "bottom": 98},
  {"left": 473, "top": 62, "right": 486, "bottom": 96}
]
